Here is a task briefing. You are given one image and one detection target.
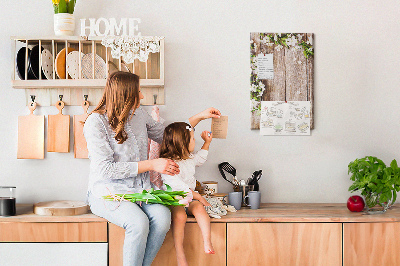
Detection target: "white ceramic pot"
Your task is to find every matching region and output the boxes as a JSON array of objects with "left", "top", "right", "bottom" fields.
[{"left": 54, "top": 13, "right": 75, "bottom": 36}]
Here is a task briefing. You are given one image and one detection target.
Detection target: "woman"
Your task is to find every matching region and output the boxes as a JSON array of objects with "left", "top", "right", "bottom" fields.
[{"left": 84, "top": 71, "right": 221, "bottom": 266}]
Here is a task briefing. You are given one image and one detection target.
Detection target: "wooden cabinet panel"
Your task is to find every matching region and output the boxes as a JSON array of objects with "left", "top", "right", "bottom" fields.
[
  {"left": 109, "top": 222, "right": 227, "bottom": 266},
  {"left": 153, "top": 223, "right": 226, "bottom": 266},
  {"left": 227, "top": 223, "right": 341, "bottom": 266},
  {"left": 343, "top": 223, "right": 400, "bottom": 266},
  {"left": 0, "top": 222, "right": 107, "bottom": 242},
  {"left": 0, "top": 243, "right": 108, "bottom": 266},
  {"left": 109, "top": 223, "right": 125, "bottom": 266}
]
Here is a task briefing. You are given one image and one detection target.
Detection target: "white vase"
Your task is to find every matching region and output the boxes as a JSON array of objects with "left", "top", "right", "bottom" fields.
[{"left": 54, "top": 13, "right": 75, "bottom": 36}]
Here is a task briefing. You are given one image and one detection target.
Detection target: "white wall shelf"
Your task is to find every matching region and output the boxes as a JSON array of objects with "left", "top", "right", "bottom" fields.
[{"left": 11, "top": 36, "right": 165, "bottom": 106}]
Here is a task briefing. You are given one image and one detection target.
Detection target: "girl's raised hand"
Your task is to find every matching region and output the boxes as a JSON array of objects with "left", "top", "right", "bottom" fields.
[
  {"left": 199, "top": 107, "right": 221, "bottom": 120},
  {"left": 201, "top": 131, "right": 212, "bottom": 143},
  {"left": 189, "top": 107, "right": 221, "bottom": 128},
  {"left": 152, "top": 158, "right": 180, "bottom": 175}
]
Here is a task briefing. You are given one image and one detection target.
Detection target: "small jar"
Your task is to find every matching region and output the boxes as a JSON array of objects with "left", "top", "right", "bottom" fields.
[
  {"left": 203, "top": 181, "right": 218, "bottom": 195},
  {"left": 0, "top": 186, "right": 16, "bottom": 216}
]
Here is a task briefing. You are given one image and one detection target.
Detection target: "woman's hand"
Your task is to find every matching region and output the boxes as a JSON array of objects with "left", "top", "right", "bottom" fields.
[
  {"left": 189, "top": 107, "right": 221, "bottom": 127},
  {"left": 152, "top": 158, "right": 180, "bottom": 175},
  {"left": 201, "top": 131, "right": 212, "bottom": 143}
]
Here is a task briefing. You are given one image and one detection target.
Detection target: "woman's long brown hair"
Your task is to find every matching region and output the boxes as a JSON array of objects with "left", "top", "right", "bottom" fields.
[
  {"left": 160, "top": 122, "right": 192, "bottom": 160},
  {"left": 91, "top": 71, "right": 140, "bottom": 144}
]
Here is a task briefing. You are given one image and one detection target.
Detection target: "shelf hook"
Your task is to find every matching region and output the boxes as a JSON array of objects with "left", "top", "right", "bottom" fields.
[
  {"left": 153, "top": 94, "right": 157, "bottom": 105},
  {"left": 84, "top": 95, "right": 88, "bottom": 102},
  {"left": 30, "top": 95, "right": 36, "bottom": 103},
  {"left": 59, "top": 95, "right": 63, "bottom": 101}
]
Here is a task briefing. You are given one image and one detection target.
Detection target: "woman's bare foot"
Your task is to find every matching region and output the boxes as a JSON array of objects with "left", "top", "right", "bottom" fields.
[{"left": 204, "top": 242, "right": 215, "bottom": 254}]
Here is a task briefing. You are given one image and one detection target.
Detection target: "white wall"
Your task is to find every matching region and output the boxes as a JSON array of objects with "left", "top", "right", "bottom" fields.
[{"left": 1, "top": 0, "right": 400, "bottom": 203}]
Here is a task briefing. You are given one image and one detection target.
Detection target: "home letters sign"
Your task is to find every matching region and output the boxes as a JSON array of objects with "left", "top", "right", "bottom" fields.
[{"left": 80, "top": 18, "right": 141, "bottom": 37}]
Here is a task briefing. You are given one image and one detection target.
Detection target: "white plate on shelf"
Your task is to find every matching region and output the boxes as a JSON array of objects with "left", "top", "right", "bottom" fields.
[
  {"left": 41, "top": 49, "right": 54, "bottom": 80},
  {"left": 81, "top": 53, "right": 107, "bottom": 79},
  {"left": 66, "top": 51, "right": 84, "bottom": 79}
]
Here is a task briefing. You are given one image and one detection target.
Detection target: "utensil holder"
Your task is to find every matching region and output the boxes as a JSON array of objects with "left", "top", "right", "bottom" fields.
[{"left": 234, "top": 185, "right": 254, "bottom": 207}]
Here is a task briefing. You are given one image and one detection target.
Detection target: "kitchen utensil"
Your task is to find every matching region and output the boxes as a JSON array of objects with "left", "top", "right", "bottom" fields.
[
  {"left": 16, "top": 47, "right": 36, "bottom": 80},
  {"left": 254, "top": 170, "right": 262, "bottom": 191},
  {"left": 234, "top": 184, "right": 254, "bottom": 207},
  {"left": 244, "top": 191, "right": 261, "bottom": 210},
  {"left": 74, "top": 99, "right": 89, "bottom": 158},
  {"left": 55, "top": 47, "right": 77, "bottom": 79},
  {"left": 248, "top": 170, "right": 262, "bottom": 191},
  {"left": 81, "top": 53, "right": 107, "bottom": 79},
  {"left": 34, "top": 201, "right": 88, "bottom": 216},
  {"left": 248, "top": 170, "right": 260, "bottom": 185},
  {"left": 227, "top": 192, "right": 242, "bottom": 210},
  {"left": 0, "top": 186, "right": 16, "bottom": 216},
  {"left": 218, "top": 162, "right": 238, "bottom": 185},
  {"left": 67, "top": 51, "right": 84, "bottom": 79},
  {"left": 47, "top": 100, "right": 70, "bottom": 152},
  {"left": 29, "top": 45, "right": 46, "bottom": 79},
  {"left": 41, "top": 49, "right": 54, "bottom": 79},
  {"left": 17, "top": 102, "right": 44, "bottom": 159}
]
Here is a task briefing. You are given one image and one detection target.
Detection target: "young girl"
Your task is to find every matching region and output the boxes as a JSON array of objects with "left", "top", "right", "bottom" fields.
[{"left": 160, "top": 122, "right": 215, "bottom": 266}]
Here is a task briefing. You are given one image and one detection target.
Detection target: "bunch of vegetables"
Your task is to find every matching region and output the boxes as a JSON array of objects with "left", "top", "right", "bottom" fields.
[
  {"left": 103, "top": 184, "right": 191, "bottom": 207},
  {"left": 52, "top": 0, "right": 76, "bottom": 14},
  {"left": 348, "top": 156, "right": 400, "bottom": 208}
]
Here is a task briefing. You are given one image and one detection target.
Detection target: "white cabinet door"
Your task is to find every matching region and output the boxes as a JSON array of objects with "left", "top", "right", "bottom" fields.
[{"left": 0, "top": 243, "right": 107, "bottom": 266}]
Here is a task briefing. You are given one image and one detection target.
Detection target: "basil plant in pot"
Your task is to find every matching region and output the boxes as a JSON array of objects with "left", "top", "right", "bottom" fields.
[{"left": 348, "top": 156, "right": 400, "bottom": 214}]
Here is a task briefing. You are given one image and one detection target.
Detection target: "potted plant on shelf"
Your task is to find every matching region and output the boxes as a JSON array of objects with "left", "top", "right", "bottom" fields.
[
  {"left": 348, "top": 156, "right": 400, "bottom": 214},
  {"left": 52, "top": 0, "right": 77, "bottom": 36}
]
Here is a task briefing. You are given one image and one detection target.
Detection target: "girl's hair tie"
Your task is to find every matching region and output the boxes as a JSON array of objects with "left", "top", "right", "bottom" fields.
[{"left": 186, "top": 125, "right": 192, "bottom": 132}]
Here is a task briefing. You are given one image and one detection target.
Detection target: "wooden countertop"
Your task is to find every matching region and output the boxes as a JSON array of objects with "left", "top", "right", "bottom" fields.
[
  {"left": 0, "top": 204, "right": 106, "bottom": 223},
  {"left": 2, "top": 203, "right": 400, "bottom": 223},
  {"left": 211, "top": 203, "right": 400, "bottom": 223}
]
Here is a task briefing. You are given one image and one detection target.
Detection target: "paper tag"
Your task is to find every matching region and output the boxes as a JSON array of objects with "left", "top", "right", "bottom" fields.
[
  {"left": 211, "top": 116, "right": 228, "bottom": 139},
  {"left": 257, "top": 54, "right": 274, "bottom": 80}
]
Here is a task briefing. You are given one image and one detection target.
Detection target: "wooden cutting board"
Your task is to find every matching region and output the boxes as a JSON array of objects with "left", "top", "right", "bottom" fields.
[
  {"left": 33, "top": 201, "right": 88, "bottom": 216},
  {"left": 74, "top": 100, "right": 89, "bottom": 158},
  {"left": 17, "top": 102, "right": 45, "bottom": 159},
  {"left": 55, "top": 47, "right": 77, "bottom": 79},
  {"left": 47, "top": 100, "right": 70, "bottom": 153}
]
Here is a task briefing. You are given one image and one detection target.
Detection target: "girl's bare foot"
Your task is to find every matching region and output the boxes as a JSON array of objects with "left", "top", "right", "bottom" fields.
[
  {"left": 204, "top": 242, "right": 215, "bottom": 254},
  {"left": 177, "top": 254, "right": 188, "bottom": 266}
]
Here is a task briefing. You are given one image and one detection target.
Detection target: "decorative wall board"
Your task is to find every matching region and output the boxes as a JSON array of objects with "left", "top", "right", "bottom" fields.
[{"left": 250, "top": 33, "right": 314, "bottom": 130}]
